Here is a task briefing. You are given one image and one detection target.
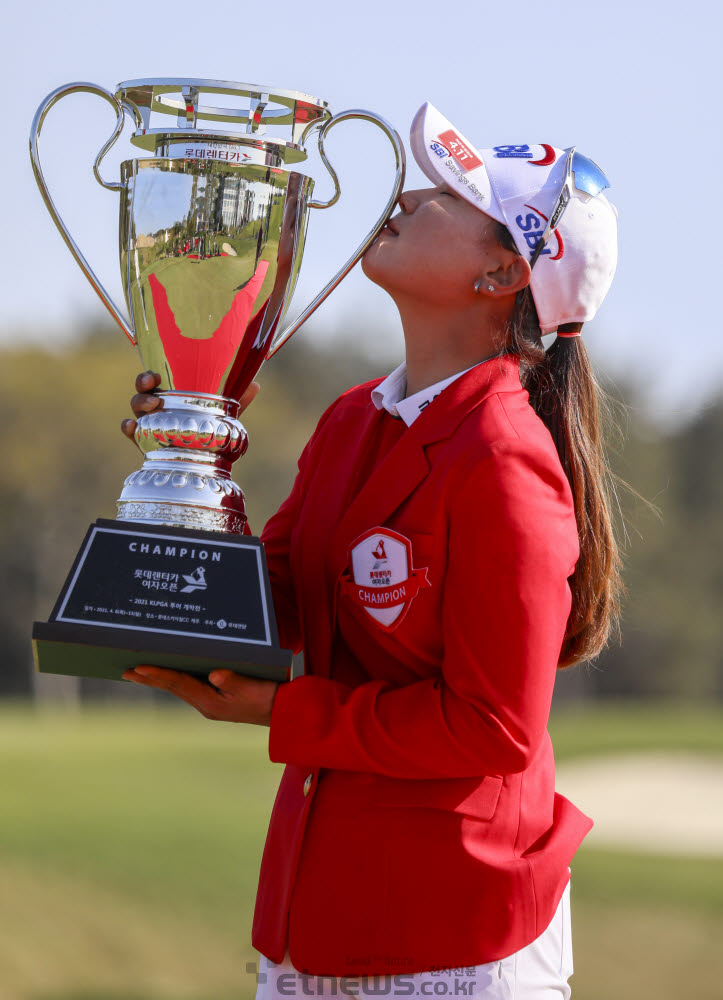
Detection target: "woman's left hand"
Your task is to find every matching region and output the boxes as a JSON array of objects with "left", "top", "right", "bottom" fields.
[{"left": 122, "top": 666, "right": 279, "bottom": 726}]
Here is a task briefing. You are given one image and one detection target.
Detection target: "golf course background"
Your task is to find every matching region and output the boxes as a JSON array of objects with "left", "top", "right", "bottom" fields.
[
  {"left": 1, "top": 702, "right": 721, "bottom": 1000},
  {"left": 1, "top": 330, "right": 721, "bottom": 998}
]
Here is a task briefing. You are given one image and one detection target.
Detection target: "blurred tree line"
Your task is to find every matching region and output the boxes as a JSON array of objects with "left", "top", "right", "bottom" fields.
[{"left": 1, "top": 325, "right": 720, "bottom": 704}]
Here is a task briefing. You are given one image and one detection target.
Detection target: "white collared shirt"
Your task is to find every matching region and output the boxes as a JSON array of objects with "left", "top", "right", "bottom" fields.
[{"left": 370, "top": 361, "right": 478, "bottom": 427}]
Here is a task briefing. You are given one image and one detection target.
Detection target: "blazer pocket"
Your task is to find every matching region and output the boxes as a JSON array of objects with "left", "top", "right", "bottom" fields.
[
  {"left": 404, "top": 531, "right": 436, "bottom": 595},
  {"left": 405, "top": 531, "right": 436, "bottom": 569},
  {"left": 372, "top": 773, "right": 503, "bottom": 820}
]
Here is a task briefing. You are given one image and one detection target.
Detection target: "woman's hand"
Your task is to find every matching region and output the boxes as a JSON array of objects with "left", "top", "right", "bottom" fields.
[
  {"left": 120, "top": 369, "right": 162, "bottom": 444},
  {"left": 120, "top": 371, "right": 261, "bottom": 448},
  {"left": 121, "top": 666, "right": 279, "bottom": 726}
]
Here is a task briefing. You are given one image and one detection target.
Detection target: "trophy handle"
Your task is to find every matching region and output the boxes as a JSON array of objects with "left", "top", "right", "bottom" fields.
[
  {"left": 265, "top": 109, "right": 406, "bottom": 359},
  {"left": 29, "top": 82, "right": 140, "bottom": 346}
]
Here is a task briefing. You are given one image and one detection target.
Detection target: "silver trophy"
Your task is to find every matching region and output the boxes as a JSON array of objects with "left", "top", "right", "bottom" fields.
[
  {"left": 30, "top": 78, "right": 405, "bottom": 682},
  {"left": 31, "top": 78, "right": 405, "bottom": 532}
]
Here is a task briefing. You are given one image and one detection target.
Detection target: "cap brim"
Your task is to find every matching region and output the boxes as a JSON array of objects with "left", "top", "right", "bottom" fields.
[{"left": 409, "top": 103, "right": 504, "bottom": 223}]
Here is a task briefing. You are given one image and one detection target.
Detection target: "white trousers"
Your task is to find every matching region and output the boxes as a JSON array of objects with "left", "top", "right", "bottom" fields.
[{"left": 254, "top": 870, "right": 574, "bottom": 999}]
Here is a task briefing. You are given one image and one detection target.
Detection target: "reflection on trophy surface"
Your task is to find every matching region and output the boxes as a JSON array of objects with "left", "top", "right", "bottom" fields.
[
  {"left": 116, "top": 155, "right": 307, "bottom": 534},
  {"left": 31, "top": 78, "right": 405, "bottom": 535},
  {"left": 29, "top": 78, "right": 405, "bottom": 682}
]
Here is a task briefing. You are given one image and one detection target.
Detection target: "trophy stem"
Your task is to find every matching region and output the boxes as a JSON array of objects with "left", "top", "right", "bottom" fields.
[{"left": 117, "top": 392, "right": 249, "bottom": 534}]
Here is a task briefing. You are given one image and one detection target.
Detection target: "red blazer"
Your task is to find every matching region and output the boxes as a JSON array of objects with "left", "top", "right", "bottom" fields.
[{"left": 250, "top": 352, "right": 593, "bottom": 977}]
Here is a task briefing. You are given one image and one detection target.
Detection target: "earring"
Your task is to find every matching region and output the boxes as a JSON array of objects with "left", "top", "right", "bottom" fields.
[{"left": 474, "top": 280, "right": 495, "bottom": 294}]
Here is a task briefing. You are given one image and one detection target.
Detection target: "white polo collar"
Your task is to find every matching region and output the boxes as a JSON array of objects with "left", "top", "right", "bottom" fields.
[{"left": 371, "top": 361, "right": 477, "bottom": 427}]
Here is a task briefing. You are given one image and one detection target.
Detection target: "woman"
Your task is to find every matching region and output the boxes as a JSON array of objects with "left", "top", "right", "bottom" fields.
[{"left": 122, "top": 102, "right": 622, "bottom": 998}]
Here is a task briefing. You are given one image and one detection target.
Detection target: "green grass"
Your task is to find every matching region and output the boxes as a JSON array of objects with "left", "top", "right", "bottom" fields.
[
  {"left": 0, "top": 701, "right": 721, "bottom": 1000},
  {"left": 0, "top": 704, "right": 279, "bottom": 920},
  {"left": 570, "top": 848, "right": 723, "bottom": 916},
  {"left": 549, "top": 697, "right": 723, "bottom": 760}
]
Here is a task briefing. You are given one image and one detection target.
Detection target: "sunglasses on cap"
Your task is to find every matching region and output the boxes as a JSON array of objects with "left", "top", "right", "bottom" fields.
[{"left": 529, "top": 148, "right": 610, "bottom": 270}]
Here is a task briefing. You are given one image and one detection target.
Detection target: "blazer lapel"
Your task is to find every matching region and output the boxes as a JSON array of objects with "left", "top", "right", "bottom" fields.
[
  {"left": 303, "top": 423, "right": 429, "bottom": 681},
  {"left": 328, "top": 424, "right": 430, "bottom": 581},
  {"left": 304, "top": 352, "right": 523, "bottom": 678},
  {"left": 328, "top": 352, "right": 523, "bottom": 580}
]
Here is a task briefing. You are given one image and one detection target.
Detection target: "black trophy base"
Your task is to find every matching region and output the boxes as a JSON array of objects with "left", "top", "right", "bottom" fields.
[
  {"left": 32, "top": 518, "right": 293, "bottom": 685},
  {"left": 32, "top": 621, "right": 292, "bottom": 683}
]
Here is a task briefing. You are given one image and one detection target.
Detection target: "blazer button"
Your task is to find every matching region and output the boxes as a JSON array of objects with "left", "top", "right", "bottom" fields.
[{"left": 303, "top": 773, "right": 313, "bottom": 797}]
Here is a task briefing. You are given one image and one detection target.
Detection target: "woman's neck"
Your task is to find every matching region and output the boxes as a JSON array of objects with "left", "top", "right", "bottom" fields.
[{"left": 399, "top": 301, "right": 510, "bottom": 398}]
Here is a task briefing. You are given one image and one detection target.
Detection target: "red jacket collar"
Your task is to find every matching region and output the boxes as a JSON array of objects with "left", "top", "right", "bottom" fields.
[
  {"left": 318, "top": 353, "right": 524, "bottom": 601},
  {"left": 408, "top": 351, "right": 522, "bottom": 446}
]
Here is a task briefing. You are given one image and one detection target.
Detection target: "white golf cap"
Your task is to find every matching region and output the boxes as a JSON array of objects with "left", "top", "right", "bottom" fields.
[{"left": 410, "top": 102, "right": 618, "bottom": 335}]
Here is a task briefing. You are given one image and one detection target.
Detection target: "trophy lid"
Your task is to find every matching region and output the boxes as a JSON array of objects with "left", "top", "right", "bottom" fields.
[{"left": 116, "top": 78, "right": 331, "bottom": 162}]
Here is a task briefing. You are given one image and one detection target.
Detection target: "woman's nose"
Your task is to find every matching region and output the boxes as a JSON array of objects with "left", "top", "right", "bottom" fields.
[
  {"left": 398, "top": 190, "right": 419, "bottom": 214},
  {"left": 398, "top": 187, "right": 435, "bottom": 214}
]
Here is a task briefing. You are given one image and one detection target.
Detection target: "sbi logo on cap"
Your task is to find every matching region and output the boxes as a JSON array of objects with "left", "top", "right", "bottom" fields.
[
  {"left": 515, "top": 206, "right": 564, "bottom": 261},
  {"left": 494, "top": 143, "right": 557, "bottom": 166},
  {"left": 494, "top": 145, "right": 534, "bottom": 159}
]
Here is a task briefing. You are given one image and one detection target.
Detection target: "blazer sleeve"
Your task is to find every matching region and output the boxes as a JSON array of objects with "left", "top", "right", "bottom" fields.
[
  {"left": 249, "top": 396, "right": 342, "bottom": 654},
  {"left": 268, "top": 440, "right": 580, "bottom": 778}
]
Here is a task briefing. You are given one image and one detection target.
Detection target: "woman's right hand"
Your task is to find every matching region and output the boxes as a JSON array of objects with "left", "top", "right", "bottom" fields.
[{"left": 121, "top": 371, "right": 261, "bottom": 448}]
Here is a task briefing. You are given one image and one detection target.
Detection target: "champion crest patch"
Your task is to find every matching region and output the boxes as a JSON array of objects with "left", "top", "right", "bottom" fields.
[{"left": 340, "top": 528, "right": 431, "bottom": 632}]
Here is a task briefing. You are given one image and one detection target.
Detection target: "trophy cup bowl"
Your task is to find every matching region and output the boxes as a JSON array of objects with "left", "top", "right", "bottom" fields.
[{"left": 30, "top": 78, "right": 405, "bottom": 683}]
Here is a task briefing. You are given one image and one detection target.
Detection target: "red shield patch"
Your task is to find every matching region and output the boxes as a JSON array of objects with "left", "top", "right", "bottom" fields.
[{"left": 340, "top": 527, "right": 431, "bottom": 632}]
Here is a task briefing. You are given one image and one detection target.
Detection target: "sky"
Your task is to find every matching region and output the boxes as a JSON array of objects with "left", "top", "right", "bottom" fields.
[{"left": 3, "top": 0, "right": 722, "bottom": 430}]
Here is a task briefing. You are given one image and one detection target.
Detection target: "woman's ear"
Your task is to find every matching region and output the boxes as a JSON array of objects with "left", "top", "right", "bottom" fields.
[{"left": 487, "top": 251, "right": 531, "bottom": 296}]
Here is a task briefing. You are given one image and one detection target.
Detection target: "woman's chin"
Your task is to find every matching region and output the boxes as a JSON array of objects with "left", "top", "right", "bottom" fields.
[{"left": 361, "top": 244, "right": 394, "bottom": 289}]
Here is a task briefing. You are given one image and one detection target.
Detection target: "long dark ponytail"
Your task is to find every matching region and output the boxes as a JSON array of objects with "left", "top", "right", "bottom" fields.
[{"left": 493, "top": 222, "right": 627, "bottom": 668}]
